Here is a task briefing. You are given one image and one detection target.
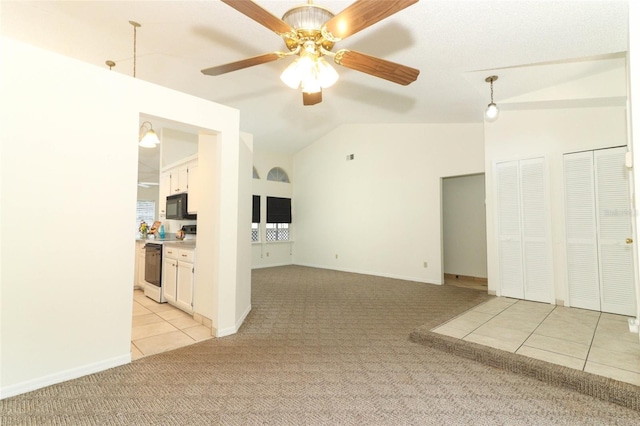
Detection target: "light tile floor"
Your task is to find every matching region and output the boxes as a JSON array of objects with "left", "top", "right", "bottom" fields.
[
  {"left": 432, "top": 296, "right": 640, "bottom": 386},
  {"left": 131, "top": 289, "right": 214, "bottom": 360}
]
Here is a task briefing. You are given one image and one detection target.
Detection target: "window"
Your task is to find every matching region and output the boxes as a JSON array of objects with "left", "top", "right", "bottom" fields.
[
  {"left": 266, "top": 196, "right": 291, "bottom": 241},
  {"left": 136, "top": 200, "right": 155, "bottom": 234},
  {"left": 252, "top": 195, "right": 260, "bottom": 242},
  {"left": 253, "top": 166, "right": 260, "bottom": 179},
  {"left": 266, "top": 223, "right": 289, "bottom": 241},
  {"left": 267, "top": 167, "right": 290, "bottom": 183}
]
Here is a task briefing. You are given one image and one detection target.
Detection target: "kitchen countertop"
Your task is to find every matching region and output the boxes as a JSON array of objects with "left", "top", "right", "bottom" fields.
[{"left": 136, "top": 238, "right": 196, "bottom": 248}]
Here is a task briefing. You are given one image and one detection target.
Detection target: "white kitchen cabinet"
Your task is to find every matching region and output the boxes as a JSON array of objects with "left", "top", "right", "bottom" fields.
[
  {"left": 162, "top": 245, "right": 195, "bottom": 313},
  {"left": 162, "top": 246, "right": 179, "bottom": 304},
  {"left": 169, "top": 160, "right": 197, "bottom": 195},
  {"left": 158, "top": 171, "right": 171, "bottom": 218},
  {"left": 176, "top": 260, "right": 194, "bottom": 312}
]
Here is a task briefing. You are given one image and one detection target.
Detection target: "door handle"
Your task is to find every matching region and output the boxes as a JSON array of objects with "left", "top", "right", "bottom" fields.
[{"left": 626, "top": 238, "right": 633, "bottom": 244}]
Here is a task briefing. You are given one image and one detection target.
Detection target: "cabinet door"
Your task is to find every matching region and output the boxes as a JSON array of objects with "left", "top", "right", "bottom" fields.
[
  {"left": 176, "top": 260, "right": 194, "bottom": 312},
  {"left": 159, "top": 171, "right": 171, "bottom": 218},
  {"left": 163, "top": 258, "right": 178, "bottom": 303},
  {"left": 170, "top": 165, "right": 189, "bottom": 194}
]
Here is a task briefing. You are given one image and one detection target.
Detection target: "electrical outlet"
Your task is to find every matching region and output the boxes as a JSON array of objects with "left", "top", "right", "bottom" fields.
[
  {"left": 266, "top": 252, "right": 270, "bottom": 257},
  {"left": 423, "top": 261, "right": 428, "bottom": 268},
  {"left": 335, "top": 254, "right": 338, "bottom": 259}
]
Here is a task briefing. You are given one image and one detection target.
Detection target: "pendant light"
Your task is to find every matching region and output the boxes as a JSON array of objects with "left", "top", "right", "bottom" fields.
[{"left": 485, "top": 75, "right": 499, "bottom": 122}]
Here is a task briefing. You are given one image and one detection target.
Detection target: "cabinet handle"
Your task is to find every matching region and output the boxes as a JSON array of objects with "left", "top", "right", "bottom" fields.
[{"left": 181, "top": 254, "right": 187, "bottom": 257}]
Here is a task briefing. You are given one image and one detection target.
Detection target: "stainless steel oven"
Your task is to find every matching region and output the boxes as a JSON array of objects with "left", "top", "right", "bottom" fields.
[{"left": 143, "top": 243, "right": 164, "bottom": 303}]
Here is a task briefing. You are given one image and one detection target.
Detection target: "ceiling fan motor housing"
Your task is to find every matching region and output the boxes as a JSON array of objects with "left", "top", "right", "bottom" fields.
[{"left": 282, "top": 4, "right": 335, "bottom": 52}]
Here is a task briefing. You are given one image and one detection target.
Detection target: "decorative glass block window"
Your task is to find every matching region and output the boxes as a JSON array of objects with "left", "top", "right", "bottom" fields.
[
  {"left": 252, "top": 223, "right": 259, "bottom": 242},
  {"left": 253, "top": 166, "right": 260, "bottom": 179},
  {"left": 266, "top": 223, "right": 289, "bottom": 241},
  {"left": 136, "top": 200, "right": 155, "bottom": 234},
  {"left": 252, "top": 195, "right": 260, "bottom": 242},
  {"left": 267, "top": 167, "right": 290, "bottom": 183}
]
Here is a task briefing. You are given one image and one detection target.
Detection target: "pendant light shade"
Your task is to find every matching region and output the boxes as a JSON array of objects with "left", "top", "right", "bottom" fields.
[
  {"left": 484, "top": 76, "right": 499, "bottom": 122},
  {"left": 139, "top": 121, "right": 160, "bottom": 148}
]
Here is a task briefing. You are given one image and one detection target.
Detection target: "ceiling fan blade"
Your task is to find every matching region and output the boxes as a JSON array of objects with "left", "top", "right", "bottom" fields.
[
  {"left": 221, "top": 0, "right": 293, "bottom": 35},
  {"left": 303, "top": 91, "right": 322, "bottom": 106},
  {"left": 323, "top": 0, "right": 418, "bottom": 41},
  {"left": 334, "top": 49, "right": 419, "bottom": 86},
  {"left": 201, "top": 52, "right": 284, "bottom": 76}
]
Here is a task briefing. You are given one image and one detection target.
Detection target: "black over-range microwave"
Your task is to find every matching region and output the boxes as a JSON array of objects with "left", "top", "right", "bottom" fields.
[{"left": 166, "top": 193, "right": 197, "bottom": 220}]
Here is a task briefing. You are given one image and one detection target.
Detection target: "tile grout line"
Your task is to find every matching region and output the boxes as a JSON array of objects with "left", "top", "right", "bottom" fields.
[
  {"left": 582, "top": 312, "right": 601, "bottom": 372},
  {"left": 512, "top": 303, "right": 556, "bottom": 354}
]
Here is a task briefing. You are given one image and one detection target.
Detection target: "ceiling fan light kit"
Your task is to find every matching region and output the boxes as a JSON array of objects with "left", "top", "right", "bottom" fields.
[
  {"left": 484, "top": 75, "right": 500, "bottom": 122},
  {"left": 203, "top": 0, "right": 420, "bottom": 105}
]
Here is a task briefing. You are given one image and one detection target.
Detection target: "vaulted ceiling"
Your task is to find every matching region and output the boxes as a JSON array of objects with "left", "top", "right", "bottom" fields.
[{"left": 1, "top": 1, "right": 629, "bottom": 154}]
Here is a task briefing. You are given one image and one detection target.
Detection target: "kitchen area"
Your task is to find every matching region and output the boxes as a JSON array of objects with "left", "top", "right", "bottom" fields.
[{"left": 132, "top": 120, "right": 213, "bottom": 358}]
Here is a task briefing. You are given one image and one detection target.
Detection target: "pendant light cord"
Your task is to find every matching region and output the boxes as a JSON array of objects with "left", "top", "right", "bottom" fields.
[
  {"left": 490, "top": 79, "right": 494, "bottom": 103},
  {"left": 129, "top": 21, "right": 141, "bottom": 78},
  {"left": 133, "top": 24, "right": 137, "bottom": 78}
]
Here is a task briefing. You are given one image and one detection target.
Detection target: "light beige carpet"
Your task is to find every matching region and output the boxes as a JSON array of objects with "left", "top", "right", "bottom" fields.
[{"left": 2, "top": 266, "right": 639, "bottom": 425}]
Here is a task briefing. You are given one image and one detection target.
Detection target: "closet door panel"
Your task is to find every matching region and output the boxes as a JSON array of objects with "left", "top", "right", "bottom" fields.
[
  {"left": 564, "top": 151, "right": 600, "bottom": 311},
  {"left": 496, "top": 161, "right": 524, "bottom": 299},
  {"left": 594, "top": 147, "right": 636, "bottom": 316},
  {"left": 520, "top": 158, "right": 551, "bottom": 302}
]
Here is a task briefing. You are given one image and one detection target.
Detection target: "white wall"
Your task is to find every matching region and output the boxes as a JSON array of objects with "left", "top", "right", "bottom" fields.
[
  {"left": 251, "top": 150, "right": 294, "bottom": 268},
  {"left": 628, "top": 1, "right": 640, "bottom": 321},
  {"left": 0, "top": 37, "right": 247, "bottom": 398},
  {"left": 442, "top": 174, "right": 488, "bottom": 278},
  {"left": 293, "top": 123, "right": 485, "bottom": 284}
]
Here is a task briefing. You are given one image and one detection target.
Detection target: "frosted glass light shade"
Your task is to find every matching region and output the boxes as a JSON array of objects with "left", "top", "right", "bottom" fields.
[
  {"left": 485, "top": 103, "right": 499, "bottom": 122},
  {"left": 316, "top": 58, "right": 338, "bottom": 88},
  {"left": 139, "top": 129, "right": 159, "bottom": 148},
  {"left": 280, "top": 59, "right": 302, "bottom": 89}
]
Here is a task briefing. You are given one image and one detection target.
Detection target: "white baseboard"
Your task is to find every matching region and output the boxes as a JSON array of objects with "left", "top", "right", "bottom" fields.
[
  {"left": 251, "top": 262, "right": 293, "bottom": 269},
  {"left": 292, "top": 263, "right": 442, "bottom": 285},
  {"left": 214, "top": 304, "right": 252, "bottom": 338},
  {"left": 1, "top": 353, "right": 131, "bottom": 400}
]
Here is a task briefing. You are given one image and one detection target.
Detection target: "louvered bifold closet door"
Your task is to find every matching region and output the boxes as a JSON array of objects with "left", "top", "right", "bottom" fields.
[
  {"left": 496, "top": 161, "right": 524, "bottom": 299},
  {"left": 564, "top": 151, "right": 600, "bottom": 311},
  {"left": 594, "top": 147, "right": 637, "bottom": 316},
  {"left": 520, "top": 158, "right": 551, "bottom": 302}
]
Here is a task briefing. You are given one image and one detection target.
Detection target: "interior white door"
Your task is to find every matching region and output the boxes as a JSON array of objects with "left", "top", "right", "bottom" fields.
[
  {"left": 520, "top": 158, "right": 551, "bottom": 303},
  {"left": 594, "top": 147, "right": 637, "bottom": 316},
  {"left": 496, "top": 161, "right": 524, "bottom": 299},
  {"left": 564, "top": 151, "right": 601, "bottom": 311}
]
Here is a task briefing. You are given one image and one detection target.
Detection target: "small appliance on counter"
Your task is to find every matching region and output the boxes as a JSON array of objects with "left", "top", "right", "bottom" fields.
[{"left": 180, "top": 224, "right": 197, "bottom": 241}]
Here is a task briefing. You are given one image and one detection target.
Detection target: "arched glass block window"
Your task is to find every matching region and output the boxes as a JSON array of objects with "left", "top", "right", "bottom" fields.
[
  {"left": 267, "top": 167, "right": 290, "bottom": 183},
  {"left": 253, "top": 166, "right": 260, "bottom": 179}
]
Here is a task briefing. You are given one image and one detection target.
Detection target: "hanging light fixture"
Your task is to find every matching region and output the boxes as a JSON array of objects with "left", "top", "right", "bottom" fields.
[
  {"left": 139, "top": 121, "right": 160, "bottom": 148},
  {"left": 280, "top": 41, "right": 338, "bottom": 93},
  {"left": 484, "top": 75, "right": 499, "bottom": 122}
]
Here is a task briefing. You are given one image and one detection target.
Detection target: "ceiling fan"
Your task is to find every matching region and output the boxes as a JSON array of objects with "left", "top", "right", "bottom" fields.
[{"left": 201, "top": 0, "right": 420, "bottom": 105}]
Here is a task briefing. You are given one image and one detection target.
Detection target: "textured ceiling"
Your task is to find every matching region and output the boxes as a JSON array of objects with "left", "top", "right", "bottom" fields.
[{"left": 0, "top": 0, "right": 630, "bottom": 154}]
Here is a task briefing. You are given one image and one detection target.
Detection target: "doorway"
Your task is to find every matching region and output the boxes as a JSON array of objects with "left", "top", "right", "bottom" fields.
[{"left": 442, "top": 174, "right": 488, "bottom": 289}]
